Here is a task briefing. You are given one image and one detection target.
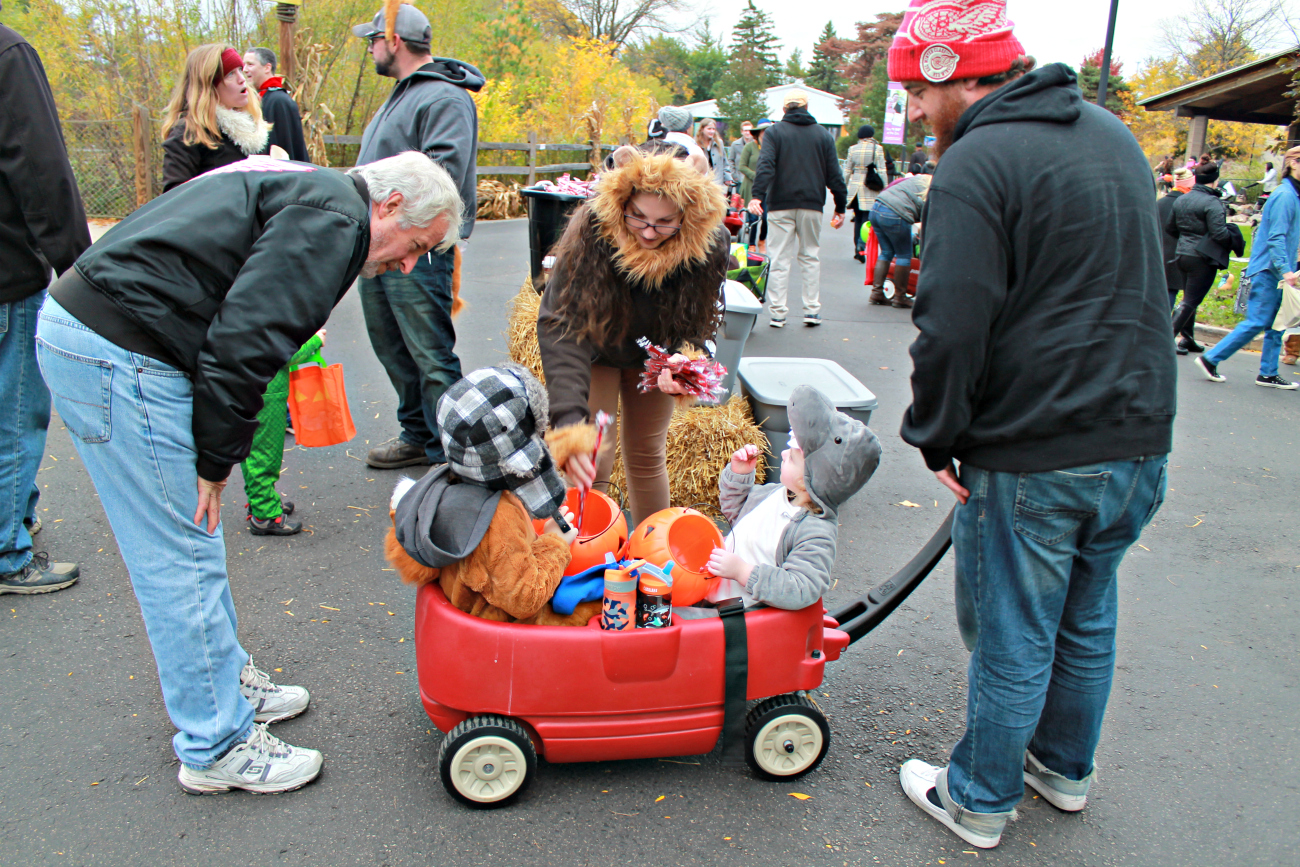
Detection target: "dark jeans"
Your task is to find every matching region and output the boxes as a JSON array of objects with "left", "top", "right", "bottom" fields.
[
  {"left": 851, "top": 204, "right": 869, "bottom": 255},
  {"left": 946, "top": 456, "right": 1168, "bottom": 815},
  {"left": 869, "top": 202, "right": 913, "bottom": 264},
  {"left": 360, "top": 249, "right": 462, "bottom": 463},
  {"left": 745, "top": 209, "right": 767, "bottom": 244},
  {"left": 1171, "top": 254, "right": 1218, "bottom": 341},
  {"left": 1165, "top": 257, "right": 1194, "bottom": 341}
]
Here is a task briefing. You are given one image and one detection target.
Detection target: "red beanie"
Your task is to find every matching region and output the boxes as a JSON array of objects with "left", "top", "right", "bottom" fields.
[
  {"left": 888, "top": 0, "right": 1025, "bottom": 84},
  {"left": 220, "top": 47, "right": 243, "bottom": 77}
]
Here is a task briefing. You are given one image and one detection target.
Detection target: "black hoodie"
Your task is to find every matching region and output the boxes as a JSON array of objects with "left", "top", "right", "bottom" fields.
[
  {"left": 901, "top": 63, "right": 1175, "bottom": 473},
  {"left": 750, "top": 106, "right": 848, "bottom": 213}
]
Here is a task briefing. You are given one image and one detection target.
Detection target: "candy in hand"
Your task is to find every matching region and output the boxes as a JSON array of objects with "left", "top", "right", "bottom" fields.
[{"left": 636, "top": 338, "right": 727, "bottom": 400}]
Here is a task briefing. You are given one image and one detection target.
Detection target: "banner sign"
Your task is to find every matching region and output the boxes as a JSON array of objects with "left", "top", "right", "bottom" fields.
[{"left": 883, "top": 82, "right": 908, "bottom": 146}]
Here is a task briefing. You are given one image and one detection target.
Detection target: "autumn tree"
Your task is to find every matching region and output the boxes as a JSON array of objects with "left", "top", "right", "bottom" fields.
[
  {"left": 819, "top": 12, "right": 903, "bottom": 119},
  {"left": 529, "top": 0, "right": 692, "bottom": 48},
  {"left": 1158, "top": 0, "right": 1287, "bottom": 78},
  {"left": 806, "top": 21, "right": 841, "bottom": 94},
  {"left": 622, "top": 35, "right": 695, "bottom": 103}
]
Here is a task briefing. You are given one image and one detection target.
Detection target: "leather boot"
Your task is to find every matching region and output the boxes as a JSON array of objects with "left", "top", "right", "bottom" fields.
[
  {"left": 890, "top": 262, "right": 913, "bottom": 308},
  {"left": 869, "top": 259, "right": 891, "bottom": 305}
]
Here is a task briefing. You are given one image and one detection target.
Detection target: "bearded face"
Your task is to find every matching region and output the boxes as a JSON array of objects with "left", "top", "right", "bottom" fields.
[{"left": 927, "top": 85, "right": 971, "bottom": 160}]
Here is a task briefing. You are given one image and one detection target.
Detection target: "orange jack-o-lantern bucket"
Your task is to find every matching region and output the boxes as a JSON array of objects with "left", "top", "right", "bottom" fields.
[
  {"left": 532, "top": 487, "right": 628, "bottom": 576},
  {"left": 626, "top": 507, "right": 724, "bottom": 606}
]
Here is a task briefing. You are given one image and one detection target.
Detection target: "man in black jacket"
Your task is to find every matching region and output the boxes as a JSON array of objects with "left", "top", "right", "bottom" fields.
[
  {"left": 243, "top": 46, "right": 309, "bottom": 162},
  {"left": 38, "top": 151, "right": 462, "bottom": 795},
  {"left": 885, "top": 0, "right": 1173, "bottom": 850},
  {"left": 747, "top": 91, "right": 847, "bottom": 327},
  {"left": 0, "top": 24, "right": 89, "bottom": 595}
]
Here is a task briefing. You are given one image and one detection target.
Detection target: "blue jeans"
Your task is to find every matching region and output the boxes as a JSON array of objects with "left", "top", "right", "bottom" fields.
[
  {"left": 869, "top": 202, "right": 913, "bottom": 265},
  {"left": 944, "top": 456, "right": 1167, "bottom": 817},
  {"left": 1203, "top": 272, "right": 1284, "bottom": 376},
  {"left": 0, "top": 292, "right": 51, "bottom": 575},
  {"left": 360, "top": 249, "right": 462, "bottom": 463},
  {"left": 35, "top": 297, "right": 253, "bottom": 768}
]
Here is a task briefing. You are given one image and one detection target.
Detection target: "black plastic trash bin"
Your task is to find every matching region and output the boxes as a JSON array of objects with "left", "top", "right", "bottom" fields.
[{"left": 522, "top": 187, "right": 587, "bottom": 285}]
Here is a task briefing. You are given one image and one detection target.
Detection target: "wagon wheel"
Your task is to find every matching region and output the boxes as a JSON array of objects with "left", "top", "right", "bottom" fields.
[
  {"left": 438, "top": 715, "right": 536, "bottom": 808},
  {"left": 744, "top": 693, "right": 830, "bottom": 781}
]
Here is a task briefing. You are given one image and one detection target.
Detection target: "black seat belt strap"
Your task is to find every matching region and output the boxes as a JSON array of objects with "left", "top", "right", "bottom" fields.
[{"left": 718, "top": 599, "right": 749, "bottom": 768}]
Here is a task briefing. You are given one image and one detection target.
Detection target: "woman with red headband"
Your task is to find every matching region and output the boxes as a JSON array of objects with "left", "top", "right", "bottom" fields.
[{"left": 161, "top": 44, "right": 270, "bottom": 192}]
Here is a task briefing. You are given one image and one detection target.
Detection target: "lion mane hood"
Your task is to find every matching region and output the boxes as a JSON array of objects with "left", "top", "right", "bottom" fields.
[{"left": 588, "top": 147, "right": 727, "bottom": 289}]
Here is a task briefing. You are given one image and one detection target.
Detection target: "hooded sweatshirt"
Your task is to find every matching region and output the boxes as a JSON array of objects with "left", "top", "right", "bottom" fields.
[
  {"left": 357, "top": 58, "right": 485, "bottom": 237},
  {"left": 715, "top": 386, "right": 881, "bottom": 610},
  {"left": 749, "top": 106, "right": 847, "bottom": 213},
  {"left": 901, "top": 63, "right": 1175, "bottom": 474}
]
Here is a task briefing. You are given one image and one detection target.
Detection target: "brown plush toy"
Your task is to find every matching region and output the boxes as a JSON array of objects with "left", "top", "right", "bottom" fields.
[{"left": 385, "top": 364, "right": 605, "bottom": 626}]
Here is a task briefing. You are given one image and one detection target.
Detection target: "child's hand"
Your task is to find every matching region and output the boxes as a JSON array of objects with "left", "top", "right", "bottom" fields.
[
  {"left": 730, "top": 444, "right": 760, "bottom": 474},
  {"left": 315, "top": 328, "right": 327, "bottom": 345},
  {"left": 543, "top": 508, "right": 579, "bottom": 546},
  {"left": 707, "top": 548, "right": 753, "bottom": 585}
]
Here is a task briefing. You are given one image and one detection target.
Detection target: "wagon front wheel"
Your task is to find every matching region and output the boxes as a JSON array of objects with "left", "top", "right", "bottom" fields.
[
  {"left": 745, "top": 693, "right": 830, "bottom": 781},
  {"left": 438, "top": 715, "right": 536, "bottom": 808}
]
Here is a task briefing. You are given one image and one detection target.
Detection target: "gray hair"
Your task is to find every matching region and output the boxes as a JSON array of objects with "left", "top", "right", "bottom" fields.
[
  {"left": 349, "top": 152, "right": 463, "bottom": 251},
  {"left": 247, "top": 46, "right": 276, "bottom": 71}
]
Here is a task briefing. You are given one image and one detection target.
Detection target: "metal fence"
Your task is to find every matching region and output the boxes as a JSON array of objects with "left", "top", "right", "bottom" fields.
[{"left": 63, "top": 117, "right": 163, "bottom": 220}]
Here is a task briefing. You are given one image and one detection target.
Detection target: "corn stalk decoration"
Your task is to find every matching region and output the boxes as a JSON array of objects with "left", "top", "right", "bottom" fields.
[{"left": 294, "top": 39, "right": 336, "bottom": 166}]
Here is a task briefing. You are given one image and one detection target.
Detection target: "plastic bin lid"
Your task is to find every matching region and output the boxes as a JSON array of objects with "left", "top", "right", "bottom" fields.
[
  {"left": 722, "top": 279, "right": 762, "bottom": 315},
  {"left": 738, "top": 357, "right": 878, "bottom": 410},
  {"left": 521, "top": 187, "right": 589, "bottom": 202}
]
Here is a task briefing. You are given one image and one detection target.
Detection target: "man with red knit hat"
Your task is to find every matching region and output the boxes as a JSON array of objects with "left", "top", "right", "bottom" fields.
[{"left": 887, "top": 0, "right": 1175, "bottom": 849}]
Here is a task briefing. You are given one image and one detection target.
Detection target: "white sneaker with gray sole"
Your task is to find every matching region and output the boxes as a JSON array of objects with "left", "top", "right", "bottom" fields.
[
  {"left": 240, "top": 658, "right": 310, "bottom": 723},
  {"left": 1023, "top": 750, "right": 1090, "bottom": 811},
  {"left": 178, "top": 723, "right": 322, "bottom": 794},
  {"left": 899, "top": 759, "right": 1004, "bottom": 849}
]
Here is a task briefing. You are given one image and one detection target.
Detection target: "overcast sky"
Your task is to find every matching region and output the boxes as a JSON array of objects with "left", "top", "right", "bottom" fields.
[{"left": 680, "top": 1, "right": 1181, "bottom": 75}]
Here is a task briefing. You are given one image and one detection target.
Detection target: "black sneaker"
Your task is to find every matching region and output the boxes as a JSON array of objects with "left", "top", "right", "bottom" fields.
[
  {"left": 1178, "top": 337, "right": 1205, "bottom": 353},
  {"left": 248, "top": 513, "right": 303, "bottom": 536},
  {"left": 0, "top": 553, "right": 79, "bottom": 595},
  {"left": 1256, "top": 374, "right": 1299, "bottom": 390},
  {"left": 1193, "top": 356, "right": 1225, "bottom": 382},
  {"left": 1175, "top": 343, "right": 1189, "bottom": 356}
]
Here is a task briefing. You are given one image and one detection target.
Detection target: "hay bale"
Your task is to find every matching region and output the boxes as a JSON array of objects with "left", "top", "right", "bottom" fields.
[
  {"left": 507, "top": 278, "right": 545, "bottom": 382},
  {"left": 506, "top": 278, "right": 767, "bottom": 517},
  {"left": 610, "top": 396, "right": 768, "bottom": 519},
  {"left": 476, "top": 179, "right": 525, "bottom": 221}
]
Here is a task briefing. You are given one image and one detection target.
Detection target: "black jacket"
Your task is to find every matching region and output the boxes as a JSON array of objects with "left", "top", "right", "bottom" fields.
[
  {"left": 750, "top": 107, "right": 847, "bottom": 213},
  {"left": 1167, "top": 184, "right": 1233, "bottom": 261},
  {"left": 901, "top": 63, "right": 1175, "bottom": 473},
  {"left": 50, "top": 163, "right": 371, "bottom": 482},
  {"left": 261, "top": 86, "right": 309, "bottom": 162},
  {"left": 0, "top": 26, "right": 90, "bottom": 302},
  {"left": 162, "top": 118, "right": 266, "bottom": 192}
]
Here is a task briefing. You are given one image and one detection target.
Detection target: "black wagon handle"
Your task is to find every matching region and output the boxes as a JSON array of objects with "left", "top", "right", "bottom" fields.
[{"left": 828, "top": 508, "right": 954, "bottom": 645}]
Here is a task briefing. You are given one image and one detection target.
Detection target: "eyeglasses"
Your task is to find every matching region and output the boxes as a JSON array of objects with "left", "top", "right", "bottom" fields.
[
  {"left": 366, "top": 34, "right": 386, "bottom": 45},
  {"left": 624, "top": 213, "right": 681, "bottom": 237}
]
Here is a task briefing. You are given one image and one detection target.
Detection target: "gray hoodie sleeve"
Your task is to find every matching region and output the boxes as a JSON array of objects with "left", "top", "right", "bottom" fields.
[
  {"left": 745, "top": 515, "right": 837, "bottom": 610},
  {"left": 416, "top": 94, "right": 476, "bottom": 190}
]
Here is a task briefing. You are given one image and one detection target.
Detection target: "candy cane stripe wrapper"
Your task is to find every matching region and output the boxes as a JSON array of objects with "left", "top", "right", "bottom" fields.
[{"left": 636, "top": 338, "right": 728, "bottom": 401}]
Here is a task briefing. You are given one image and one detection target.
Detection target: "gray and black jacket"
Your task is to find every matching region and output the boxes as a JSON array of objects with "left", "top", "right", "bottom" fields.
[{"left": 1167, "top": 184, "right": 1233, "bottom": 261}]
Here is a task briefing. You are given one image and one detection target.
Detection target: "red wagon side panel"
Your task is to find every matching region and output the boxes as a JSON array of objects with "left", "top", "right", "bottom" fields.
[{"left": 414, "top": 585, "right": 831, "bottom": 763}]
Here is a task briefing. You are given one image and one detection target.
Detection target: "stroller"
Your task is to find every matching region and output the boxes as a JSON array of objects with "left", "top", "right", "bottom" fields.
[{"left": 727, "top": 242, "right": 770, "bottom": 301}]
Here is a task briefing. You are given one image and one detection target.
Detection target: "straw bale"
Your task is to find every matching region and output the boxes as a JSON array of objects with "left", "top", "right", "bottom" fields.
[
  {"left": 506, "top": 279, "right": 768, "bottom": 518},
  {"left": 476, "top": 179, "right": 525, "bottom": 221},
  {"left": 507, "top": 278, "right": 545, "bottom": 382}
]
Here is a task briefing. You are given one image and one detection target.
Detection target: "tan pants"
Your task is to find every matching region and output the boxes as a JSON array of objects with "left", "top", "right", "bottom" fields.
[
  {"left": 766, "top": 208, "right": 823, "bottom": 319},
  {"left": 589, "top": 365, "right": 675, "bottom": 525}
]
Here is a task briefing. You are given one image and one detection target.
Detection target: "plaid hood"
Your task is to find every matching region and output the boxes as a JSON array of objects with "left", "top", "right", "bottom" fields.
[{"left": 436, "top": 364, "right": 568, "bottom": 520}]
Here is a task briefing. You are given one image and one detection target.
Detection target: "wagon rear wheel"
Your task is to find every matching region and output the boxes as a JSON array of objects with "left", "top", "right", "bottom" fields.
[
  {"left": 438, "top": 715, "right": 536, "bottom": 808},
  {"left": 744, "top": 693, "right": 830, "bottom": 781}
]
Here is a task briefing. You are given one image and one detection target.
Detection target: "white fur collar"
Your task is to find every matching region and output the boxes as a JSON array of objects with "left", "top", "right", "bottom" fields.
[{"left": 215, "top": 107, "right": 270, "bottom": 155}]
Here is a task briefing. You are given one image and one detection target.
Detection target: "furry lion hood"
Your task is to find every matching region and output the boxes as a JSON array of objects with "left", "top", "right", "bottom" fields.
[{"left": 588, "top": 146, "right": 727, "bottom": 289}]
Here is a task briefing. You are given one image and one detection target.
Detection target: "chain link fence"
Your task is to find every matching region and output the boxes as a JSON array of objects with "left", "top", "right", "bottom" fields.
[{"left": 63, "top": 116, "right": 163, "bottom": 219}]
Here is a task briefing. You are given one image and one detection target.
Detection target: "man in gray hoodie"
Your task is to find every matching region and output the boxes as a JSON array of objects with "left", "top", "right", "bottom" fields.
[{"left": 352, "top": 4, "right": 485, "bottom": 470}]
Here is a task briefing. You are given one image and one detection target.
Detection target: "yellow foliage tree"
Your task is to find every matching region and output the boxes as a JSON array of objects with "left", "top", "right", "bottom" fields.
[{"left": 523, "top": 37, "right": 659, "bottom": 143}]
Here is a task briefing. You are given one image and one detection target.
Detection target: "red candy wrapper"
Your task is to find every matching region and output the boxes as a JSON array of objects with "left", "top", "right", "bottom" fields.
[{"left": 636, "top": 338, "right": 728, "bottom": 400}]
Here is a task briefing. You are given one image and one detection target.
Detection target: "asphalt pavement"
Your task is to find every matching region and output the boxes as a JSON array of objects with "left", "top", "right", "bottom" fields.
[{"left": 2, "top": 211, "right": 1295, "bottom": 866}]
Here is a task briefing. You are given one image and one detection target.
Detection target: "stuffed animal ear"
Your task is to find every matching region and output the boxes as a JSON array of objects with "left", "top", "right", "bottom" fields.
[
  {"left": 686, "top": 151, "right": 709, "bottom": 175},
  {"left": 610, "top": 145, "right": 640, "bottom": 168}
]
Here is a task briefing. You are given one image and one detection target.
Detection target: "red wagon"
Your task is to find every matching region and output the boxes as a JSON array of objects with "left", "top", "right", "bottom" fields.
[{"left": 415, "top": 513, "right": 954, "bottom": 808}]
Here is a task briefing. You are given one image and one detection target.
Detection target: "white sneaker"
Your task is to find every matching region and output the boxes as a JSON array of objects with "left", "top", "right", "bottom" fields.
[
  {"left": 178, "top": 724, "right": 322, "bottom": 794},
  {"left": 1023, "top": 750, "right": 1089, "bottom": 811},
  {"left": 899, "top": 759, "right": 1003, "bottom": 849},
  {"left": 241, "top": 657, "right": 310, "bottom": 723}
]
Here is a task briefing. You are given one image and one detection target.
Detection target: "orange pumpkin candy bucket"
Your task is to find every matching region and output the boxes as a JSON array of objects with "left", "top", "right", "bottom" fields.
[
  {"left": 532, "top": 487, "right": 629, "bottom": 577},
  {"left": 626, "top": 507, "right": 724, "bottom": 606}
]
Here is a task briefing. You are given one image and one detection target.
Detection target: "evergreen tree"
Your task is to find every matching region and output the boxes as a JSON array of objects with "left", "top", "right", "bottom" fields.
[
  {"left": 783, "top": 48, "right": 807, "bottom": 84},
  {"left": 1078, "top": 50, "right": 1131, "bottom": 119},
  {"left": 807, "top": 21, "right": 841, "bottom": 94},
  {"left": 687, "top": 23, "right": 728, "bottom": 103},
  {"left": 715, "top": 54, "right": 771, "bottom": 124},
  {"left": 727, "top": 0, "right": 782, "bottom": 87}
]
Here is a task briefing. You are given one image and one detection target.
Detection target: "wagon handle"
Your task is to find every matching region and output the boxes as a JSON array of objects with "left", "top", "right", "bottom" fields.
[{"left": 828, "top": 507, "right": 953, "bottom": 645}]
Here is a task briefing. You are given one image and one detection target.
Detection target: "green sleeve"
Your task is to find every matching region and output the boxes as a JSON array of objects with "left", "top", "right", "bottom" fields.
[{"left": 288, "top": 333, "right": 324, "bottom": 368}]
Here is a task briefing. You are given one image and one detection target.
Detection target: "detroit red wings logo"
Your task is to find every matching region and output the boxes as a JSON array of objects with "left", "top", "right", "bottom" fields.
[
  {"left": 920, "top": 44, "right": 961, "bottom": 82},
  {"left": 903, "top": 0, "right": 1011, "bottom": 44}
]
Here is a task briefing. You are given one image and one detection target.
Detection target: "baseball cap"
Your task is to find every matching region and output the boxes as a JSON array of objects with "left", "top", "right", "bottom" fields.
[{"left": 352, "top": 4, "right": 432, "bottom": 47}]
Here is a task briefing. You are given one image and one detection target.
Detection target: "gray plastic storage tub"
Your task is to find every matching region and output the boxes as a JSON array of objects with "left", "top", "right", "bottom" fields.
[
  {"left": 711, "top": 280, "right": 763, "bottom": 400},
  {"left": 738, "top": 357, "right": 877, "bottom": 478}
]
